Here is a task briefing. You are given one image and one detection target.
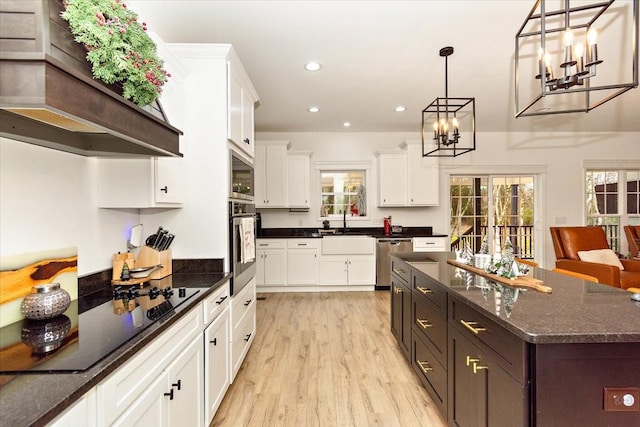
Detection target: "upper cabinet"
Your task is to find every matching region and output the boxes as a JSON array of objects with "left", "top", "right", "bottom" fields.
[
  {"left": 287, "top": 151, "right": 312, "bottom": 208},
  {"left": 227, "top": 54, "right": 258, "bottom": 158},
  {"left": 376, "top": 141, "right": 439, "bottom": 207},
  {"left": 98, "top": 158, "right": 184, "bottom": 208},
  {"left": 255, "top": 141, "right": 289, "bottom": 208}
]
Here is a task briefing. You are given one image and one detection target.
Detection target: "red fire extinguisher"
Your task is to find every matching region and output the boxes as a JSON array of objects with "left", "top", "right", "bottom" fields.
[{"left": 383, "top": 217, "right": 391, "bottom": 236}]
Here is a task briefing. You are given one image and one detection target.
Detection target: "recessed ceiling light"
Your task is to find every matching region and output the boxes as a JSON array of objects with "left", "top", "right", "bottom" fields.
[
  {"left": 394, "top": 106, "right": 407, "bottom": 112},
  {"left": 343, "top": 122, "right": 351, "bottom": 127},
  {"left": 308, "top": 106, "right": 320, "bottom": 113},
  {"left": 304, "top": 62, "right": 322, "bottom": 71}
]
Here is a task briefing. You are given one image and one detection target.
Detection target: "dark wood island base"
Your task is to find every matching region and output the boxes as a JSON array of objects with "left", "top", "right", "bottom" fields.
[{"left": 390, "top": 252, "right": 640, "bottom": 427}]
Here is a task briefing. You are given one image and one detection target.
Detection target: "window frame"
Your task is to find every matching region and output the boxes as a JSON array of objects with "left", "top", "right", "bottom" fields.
[{"left": 315, "top": 161, "right": 372, "bottom": 221}]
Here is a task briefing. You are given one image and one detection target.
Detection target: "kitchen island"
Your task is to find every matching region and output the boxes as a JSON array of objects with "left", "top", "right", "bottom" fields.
[
  {"left": 0, "top": 272, "right": 231, "bottom": 426},
  {"left": 390, "top": 251, "right": 640, "bottom": 427}
]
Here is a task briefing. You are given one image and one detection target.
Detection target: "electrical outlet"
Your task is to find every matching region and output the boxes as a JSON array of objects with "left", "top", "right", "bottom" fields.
[{"left": 604, "top": 387, "right": 640, "bottom": 412}]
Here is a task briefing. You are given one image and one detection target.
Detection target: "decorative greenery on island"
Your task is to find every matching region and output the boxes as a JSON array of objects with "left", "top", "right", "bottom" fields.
[{"left": 61, "top": 0, "right": 170, "bottom": 106}]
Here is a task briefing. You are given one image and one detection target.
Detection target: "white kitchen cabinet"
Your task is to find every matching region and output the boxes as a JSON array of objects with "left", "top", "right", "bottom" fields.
[
  {"left": 49, "top": 389, "right": 96, "bottom": 427},
  {"left": 255, "top": 141, "right": 289, "bottom": 208},
  {"left": 319, "top": 237, "right": 376, "bottom": 286},
  {"left": 230, "top": 277, "right": 256, "bottom": 381},
  {"left": 402, "top": 141, "right": 439, "bottom": 206},
  {"left": 377, "top": 152, "right": 407, "bottom": 207},
  {"left": 97, "top": 158, "right": 184, "bottom": 208},
  {"left": 256, "top": 239, "right": 286, "bottom": 287},
  {"left": 204, "top": 305, "right": 230, "bottom": 424},
  {"left": 287, "top": 151, "right": 312, "bottom": 208},
  {"left": 227, "top": 53, "right": 258, "bottom": 158},
  {"left": 413, "top": 236, "right": 448, "bottom": 252},
  {"left": 286, "top": 239, "right": 319, "bottom": 285},
  {"left": 376, "top": 141, "right": 440, "bottom": 207}
]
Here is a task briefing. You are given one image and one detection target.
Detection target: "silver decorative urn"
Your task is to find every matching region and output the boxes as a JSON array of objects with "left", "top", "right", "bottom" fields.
[{"left": 21, "top": 283, "right": 71, "bottom": 320}]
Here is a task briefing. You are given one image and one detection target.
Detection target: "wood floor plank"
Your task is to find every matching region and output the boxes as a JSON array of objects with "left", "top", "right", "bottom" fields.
[{"left": 211, "top": 291, "right": 447, "bottom": 427}]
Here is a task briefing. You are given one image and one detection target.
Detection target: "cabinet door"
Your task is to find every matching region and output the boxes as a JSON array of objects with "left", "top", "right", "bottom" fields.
[
  {"left": 287, "top": 154, "right": 310, "bottom": 208},
  {"left": 167, "top": 336, "right": 203, "bottom": 427},
  {"left": 227, "top": 66, "right": 243, "bottom": 146},
  {"left": 390, "top": 276, "right": 411, "bottom": 359},
  {"left": 256, "top": 249, "right": 266, "bottom": 286},
  {"left": 49, "top": 389, "right": 96, "bottom": 427},
  {"left": 111, "top": 374, "right": 169, "bottom": 427},
  {"left": 241, "top": 90, "right": 255, "bottom": 156},
  {"left": 287, "top": 249, "right": 319, "bottom": 285},
  {"left": 263, "top": 249, "right": 286, "bottom": 285},
  {"left": 378, "top": 153, "right": 407, "bottom": 206},
  {"left": 448, "top": 326, "right": 486, "bottom": 427},
  {"left": 319, "top": 257, "right": 348, "bottom": 285},
  {"left": 406, "top": 143, "right": 439, "bottom": 206},
  {"left": 264, "top": 145, "right": 288, "bottom": 207},
  {"left": 204, "top": 308, "right": 230, "bottom": 425},
  {"left": 254, "top": 145, "right": 267, "bottom": 207},
  {"left": 155, "top": 158, "right": 184, "bottom": 204},
  {"left": 347, "top": 255, "right": 376, "bottom": 285}
]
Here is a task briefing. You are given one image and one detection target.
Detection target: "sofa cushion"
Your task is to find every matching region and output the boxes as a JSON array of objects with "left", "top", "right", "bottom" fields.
[{"left": 577, "top": 249, "right": 625, "bottom": 270}]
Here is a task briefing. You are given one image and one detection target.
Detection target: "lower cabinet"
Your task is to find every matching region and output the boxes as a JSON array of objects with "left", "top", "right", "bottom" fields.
[
  {"left": 448, "top": 326, "right": 527, "bottom": 427},
  {"left": 204, "top": 300, "right": 230, "bottom": 424},
  {"left": 319, "top": 255, "right": 375, "bottom": 285},
  {"left": 49, "top": 389, "right": 96, "bottom": 427},
  {"left": 390, "top": 273, "right": 411, "bottom": 359},
  {"left": 230, "top": 277, "right": 256, "bottom": 381},
  {"left": 286, "top": 239, "right": 319, "bottom": 285},
  {"left": 256, "top": 239, "right": 286, "bottom": 287}
]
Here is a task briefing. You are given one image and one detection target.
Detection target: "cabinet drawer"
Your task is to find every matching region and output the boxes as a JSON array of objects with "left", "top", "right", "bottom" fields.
[
  {"left": 412, "top": 237, "right": 447, "bottom": 252},
  {"left": 256, "top": 239, "right": 285, "bottom": 249},
  {"left": 287, "top": 239, "right": 319, "bottom": 249},
  {"left": 231, "top": 278, "right": 256, "bottom": 330},
  {"left": 413, "top": 296, "right": 447, "bottom": 366},
  {"left": 412, "top": 332, "right": 447, "bottom": 416},
  {"left": 203, "top": 281, "right": 230, "bottom": 325},
  {"left": 390, "top": 258, "right": 410, "bottom": 284},
  {"left": 412, "top": 271, "right": 447, "bottom": 311},
  {"left": 449, "top": 296, "right": 527, "bottom": 383},
  {"left": 231, "top": 302, "right": 255, "bottom": 379}
]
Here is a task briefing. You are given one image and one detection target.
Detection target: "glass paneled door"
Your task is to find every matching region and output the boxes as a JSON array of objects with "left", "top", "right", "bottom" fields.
[{"left": 450, "top": 175, "right": 536, "bottom": 260}]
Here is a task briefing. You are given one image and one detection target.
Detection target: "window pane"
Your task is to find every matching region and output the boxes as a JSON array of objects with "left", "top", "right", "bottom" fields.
[
  {"left": 320, "top": 170, "right": 366, "bottom": 217},
  {"left": 626, "top": 170, "right": 640, "bottom": 215}
]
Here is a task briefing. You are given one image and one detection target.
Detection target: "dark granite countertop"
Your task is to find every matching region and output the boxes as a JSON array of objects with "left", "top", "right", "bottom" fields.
[
  {"left": 0, "top": 272, "right": 231, "bottom": 427},
  {"left": 390, "top": 252, "right": 640, "bottom": 344},
  {"left": 258, "top": 226, "right": 447, "bottom": 239}
]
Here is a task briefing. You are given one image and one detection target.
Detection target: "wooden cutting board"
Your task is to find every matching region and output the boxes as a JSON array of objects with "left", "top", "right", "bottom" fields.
[{"left": 447, "top": 259, "right": 552, "bottom": 294}]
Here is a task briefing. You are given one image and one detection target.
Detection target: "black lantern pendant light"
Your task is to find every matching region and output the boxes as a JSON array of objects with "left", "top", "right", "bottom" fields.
[{"left": 422, "top": 46, "right": 476, "bottom": 157}]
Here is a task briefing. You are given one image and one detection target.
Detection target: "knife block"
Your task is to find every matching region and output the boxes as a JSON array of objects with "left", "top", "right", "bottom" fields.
[{"left": 135, "top": 246, "right": 172, "bottom": 279}]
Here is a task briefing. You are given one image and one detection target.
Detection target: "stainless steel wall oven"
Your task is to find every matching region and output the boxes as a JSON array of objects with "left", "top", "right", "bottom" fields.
[{"left": 229, "top": 199, "right": 256, "bottom": 296}]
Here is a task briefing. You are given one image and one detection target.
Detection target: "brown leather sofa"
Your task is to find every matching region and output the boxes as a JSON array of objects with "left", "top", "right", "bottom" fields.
[
  {"left": 624, "top": 225, "right": 640, "bottom": 258},
  {"left": 550, "top": 226, "right": 640, "bottom": 290}
]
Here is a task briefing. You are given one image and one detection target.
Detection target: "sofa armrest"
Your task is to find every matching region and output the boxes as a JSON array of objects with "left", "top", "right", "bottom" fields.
[
  {"left": 555, "top": 259, "right": 621, "bottom": 287},
  {"left": 621, "top": 259, "right": 640, "bottom": 272}
]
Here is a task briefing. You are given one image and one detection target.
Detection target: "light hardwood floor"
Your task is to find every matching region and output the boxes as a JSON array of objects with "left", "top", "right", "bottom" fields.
[{"left": 212, "top": 291, "right": 447, "bottom": 427}]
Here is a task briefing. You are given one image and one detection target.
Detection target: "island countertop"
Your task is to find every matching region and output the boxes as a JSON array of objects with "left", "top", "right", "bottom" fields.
[{"left": 390, "top": 252, "right": 640, "bottom": 344}]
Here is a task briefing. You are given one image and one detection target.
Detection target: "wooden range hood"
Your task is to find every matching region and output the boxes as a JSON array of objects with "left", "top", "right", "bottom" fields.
[{"left": 0, "top": 0, "right": 182, "bottom": 157}]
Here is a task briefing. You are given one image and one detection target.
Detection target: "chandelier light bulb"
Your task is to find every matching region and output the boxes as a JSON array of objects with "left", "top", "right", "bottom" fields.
[
  {"left": 564, "top": 29, "right": 574, "bottom": 47},
  {"left": 574, "top": 43, "right": 584, "bottom": 58},
  {"left": 587, "top": 28, "right": 598, "bottom": 45}
]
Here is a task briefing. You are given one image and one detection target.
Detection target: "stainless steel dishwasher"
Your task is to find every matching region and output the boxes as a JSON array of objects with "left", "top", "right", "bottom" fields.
[{"left": 376, "top": 238, "right": 413, "bottom": 289}]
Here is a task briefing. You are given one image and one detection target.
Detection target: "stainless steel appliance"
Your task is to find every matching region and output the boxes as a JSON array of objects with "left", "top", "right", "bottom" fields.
[
  {"left": 376, "top": 238, "right": 413, "bottom": 289},
  {"left": 229, "top": 200, "right": 256, "bottom": 296},
  {"left": 230, "top": 151, "right": 255, "bottom": 201}
]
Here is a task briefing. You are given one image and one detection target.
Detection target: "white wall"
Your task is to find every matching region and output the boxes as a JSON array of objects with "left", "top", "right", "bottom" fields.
[
  {"left": 0, "top": 138, "right": 140, "bottom": 275},
  {"left": 257, "top": 130, "right": 640, "bottom": 268}
]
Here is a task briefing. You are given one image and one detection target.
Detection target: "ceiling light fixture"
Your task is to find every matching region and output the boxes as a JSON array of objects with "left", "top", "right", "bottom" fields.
[
  {"left": 515, "top": 0, "right": 638, "bottom": 117},
  {"left": 304, "top": 62, "right": 322, "bottom": 71},
  {"left": 422, "top": 46, "right": 476, "bottom": 158},
  {"left": 394, "top": 106, "right": 407, "bottom": 112},
  {"left": 308, "top": 106, "right": 320, "bottom": 113}
]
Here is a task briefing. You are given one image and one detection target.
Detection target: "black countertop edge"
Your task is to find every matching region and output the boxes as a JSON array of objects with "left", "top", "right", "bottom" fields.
[
  {"left": 258, "top": 226, "right": 446, "bottom": 239},
  {"left": 0, "top": 272, "right": 231, "bottom": 427}
]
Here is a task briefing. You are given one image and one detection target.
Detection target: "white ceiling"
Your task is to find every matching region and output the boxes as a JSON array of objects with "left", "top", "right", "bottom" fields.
[{"left": 128, "top": 0, "right": 640, "bottom": 134}]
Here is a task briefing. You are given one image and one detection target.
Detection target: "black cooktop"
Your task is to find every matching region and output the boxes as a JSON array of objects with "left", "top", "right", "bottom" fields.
[{"left": 0, "top": 285, "right": 200, "bottom": 374}]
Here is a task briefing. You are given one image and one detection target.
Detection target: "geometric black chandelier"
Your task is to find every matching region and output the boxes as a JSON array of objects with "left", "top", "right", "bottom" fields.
[
  {"left": 422, "top": 46, "right": 476, "bottom": 157},
  {"left": 515, "top": 0, "right": 639, "bottom": 117}
]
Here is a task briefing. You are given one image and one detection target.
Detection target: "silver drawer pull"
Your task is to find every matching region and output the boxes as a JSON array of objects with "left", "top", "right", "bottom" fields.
[
  {"left": 297, "top": 243, "right": 307, "bottom": 246},
  {"left": 460, "top": 320, "right": 487, "bottom": 334}
]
